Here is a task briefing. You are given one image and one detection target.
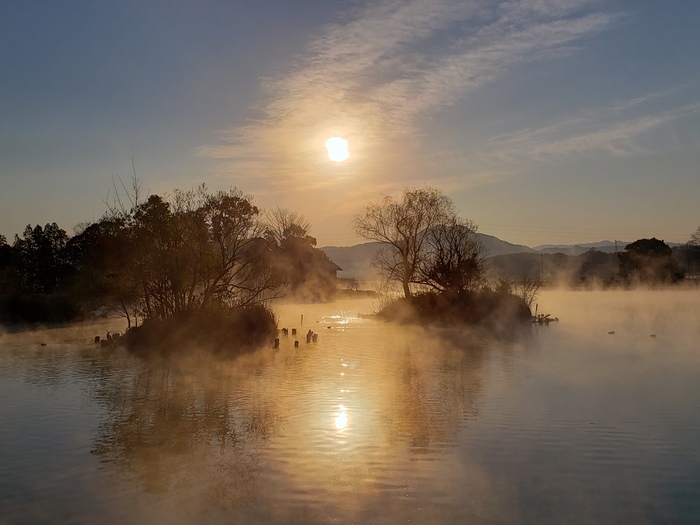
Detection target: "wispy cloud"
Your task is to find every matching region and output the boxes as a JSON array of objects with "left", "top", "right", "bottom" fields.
[
  {"left": 484, "top": 95, "right": 700, "bottom": 162},
  {"left": 200, "top": 0, "right": 618, "bottom": 193}
]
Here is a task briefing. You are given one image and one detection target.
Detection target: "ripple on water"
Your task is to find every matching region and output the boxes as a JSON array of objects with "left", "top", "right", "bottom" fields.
[{"left": 1, "top": 294, "right": 700, "bottom": 523}]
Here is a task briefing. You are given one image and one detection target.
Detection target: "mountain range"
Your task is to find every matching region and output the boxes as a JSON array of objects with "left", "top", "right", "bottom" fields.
[{"left": 320, "top": 235, "right": 684, "bottom": 278}]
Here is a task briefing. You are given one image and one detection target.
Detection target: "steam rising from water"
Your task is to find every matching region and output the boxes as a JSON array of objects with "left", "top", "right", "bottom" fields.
[{"left": 1, "top": 292, "right": 700, "bottom": 523}]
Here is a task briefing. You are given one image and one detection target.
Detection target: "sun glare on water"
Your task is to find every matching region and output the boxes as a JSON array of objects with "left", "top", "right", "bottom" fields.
[
  {"left": 334, "top": 405, "right": 348, "bottom": 430},
  {"left": 325, "top": 137, "right": 350, "bottom": 162}
]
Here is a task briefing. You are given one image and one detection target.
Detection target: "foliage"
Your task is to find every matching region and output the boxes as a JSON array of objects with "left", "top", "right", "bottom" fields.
[
  {"left": 108, "top": 186, "right": 286, "bottom": 324},
  {"left": 495, "top": 275, "right": 544, "bottom": 311},
  {"left": 0, "top": 292, "right": 81, "bottom": 325},
  {"left": 353, "top": 187, "right": 487, "bottom": 298},
  {"left": 618, "top": 238, "right": 682, "bottom": 284},
  {"left": 417, "top": 216, "right": 485, "bottom": 294},
  {"left": 377, "top": 289, "right": 531, "bottom": 333},
  {"left": 690, "top": 226, "right": 700, "bottom": 247},
  {"left": 264, "top": 207, "right": 339, "bottom": 300},
  {"left": 13, "top": 223, "right": 70, "bottom": 294},
  {"left": 124, "top": 304, "right": 277, "bottom": 357},
  {"left": 0, "top": 182, "right": 345, "bottom": 333},
  {"left": 676, "top": 228, "right": 700, "bottom": 278}
]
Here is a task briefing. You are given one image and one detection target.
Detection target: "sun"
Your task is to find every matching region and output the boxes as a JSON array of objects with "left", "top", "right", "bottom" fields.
[{"left": 325, "top": 137, "right": 350, "bottom": 162}]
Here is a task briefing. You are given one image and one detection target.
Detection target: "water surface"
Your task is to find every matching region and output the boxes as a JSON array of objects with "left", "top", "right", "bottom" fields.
[{"left": 1, "top": 291, "right": 699, "bottom": 524}]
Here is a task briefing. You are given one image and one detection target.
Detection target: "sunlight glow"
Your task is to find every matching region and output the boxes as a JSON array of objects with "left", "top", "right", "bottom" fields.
[
  {"left": 335, "top": 405, "right": 348, "bottom": 430},
  {"left": 325, "top": 137, "right": 350, "bottom": 162}
]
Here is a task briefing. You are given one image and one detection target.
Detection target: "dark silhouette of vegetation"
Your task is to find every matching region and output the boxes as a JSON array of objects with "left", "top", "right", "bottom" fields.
[
  {"left": 2, "top": 178, "right": 695, "bottom": 342},
  {"left": 264, "top": 207, "right": 340, "bottom": 301},
  {"left": 0, "top": 183, "right": 340, "bottom": 353},
  {"left": 355, "top": 187, "right": 530, "bottom": 329},
  {"left": 690, "top": 226, "right": 700, "bottom": 247},
  {"left": 353, "top": 186, "right": 455, "bottom": 298},
  {"left": 377, "top": 289, "right": 531, "bottom": 333},
  {"left": 619, "top": 238, "right": 682, "bottom": 285},
  {"left": 488, "top": 242, "right": 696, "bottom": 289},
  {"left": 124, "top": 305, "right": 277, "bottom": 358},
  {"left": 667, "top": 227, "right": 700, "bottom": 282},
  {"left": 416, "top": 215, "right": 486, "bottom": 294},
  {"left": 496, "top": 275, "right": 545, "bottom": 311}
]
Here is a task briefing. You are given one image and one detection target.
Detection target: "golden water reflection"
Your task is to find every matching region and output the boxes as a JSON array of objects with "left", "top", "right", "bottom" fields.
[
  {"left": 4, "top": 293, "right": 700, "bottom": 523},
  {"left": 85, "top": 299, "right": 495, "bottom": 517},
  {"left": 334, "top": 404, "right": 348, "bottom": 430}
]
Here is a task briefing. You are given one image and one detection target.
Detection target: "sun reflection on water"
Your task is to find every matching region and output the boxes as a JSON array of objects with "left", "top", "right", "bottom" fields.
[{"left": 334, "top": 405, "right": 348, "bottom": 430}]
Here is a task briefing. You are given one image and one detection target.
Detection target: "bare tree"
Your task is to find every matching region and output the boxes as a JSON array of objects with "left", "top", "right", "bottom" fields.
[
  {"left": 353, "top": 187, "right": 454, "bottom": 298},
  {"left": 690, "top": 226, "right": 700, "bottom": 247},
  {"left": 264, "top": 207, "right": 314, "bottom": 249},
  {"left": 510, "top": 275, "right": 545, "bottom": 311},
  {"left": 418, "top": 216, "right": 486, "bottom": 294},
  {"left": 103, "top": 159, "right": 145, "bottom": 221}
]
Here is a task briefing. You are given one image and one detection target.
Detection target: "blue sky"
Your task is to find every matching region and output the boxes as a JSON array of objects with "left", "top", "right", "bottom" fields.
[{"left": 2, "top": 0, "right": 699, "bottom": 247}]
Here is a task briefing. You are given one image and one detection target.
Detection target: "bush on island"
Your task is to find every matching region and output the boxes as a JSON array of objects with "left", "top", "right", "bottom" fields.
[
  {"left": 124, "top": 304, "right": 277, "bottom": 358},
  {"left": 377, "top": 290, "right": 531, "bottom": 332}
]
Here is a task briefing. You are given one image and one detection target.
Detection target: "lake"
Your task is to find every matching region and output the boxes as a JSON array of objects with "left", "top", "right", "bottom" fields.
[{"left": 1, "top": 290, "right": 699, "bottom": 524}]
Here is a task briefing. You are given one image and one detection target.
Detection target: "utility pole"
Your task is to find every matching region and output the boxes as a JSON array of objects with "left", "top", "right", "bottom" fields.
[{"left": 540, "top": 253, "right": 544, "bottom": 280}]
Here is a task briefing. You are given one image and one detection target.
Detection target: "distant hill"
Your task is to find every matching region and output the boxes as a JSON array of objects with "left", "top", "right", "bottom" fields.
[
  {"left": 320, "top": 242, "right": 383, "bottom": 280},
  {"left": 321, "top": 233, "right": 535, "bottom": 280},
  {"left": 321, "top": 235, "right": 689, "bottom": 283},
  {"left": 321, "top": 233, "right": 683, "bottom": 280},
  {"left": 477, "top": 233, "right": 535, "bottom": 257}
]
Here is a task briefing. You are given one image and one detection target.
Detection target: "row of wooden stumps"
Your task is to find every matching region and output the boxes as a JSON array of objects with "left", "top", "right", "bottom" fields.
[
  {"left": 532, "top": 304, "right": 559, "bottom": 325},
  {"left": 94, "top": 331, "right": 122, "bottom": 349},
  {"left": 274, "top": 314, "right": 317, "bottom": 348}
]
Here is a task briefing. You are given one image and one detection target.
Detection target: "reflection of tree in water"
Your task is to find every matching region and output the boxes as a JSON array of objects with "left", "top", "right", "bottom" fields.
[
  {"left": 380, "top": 328, "right": 490, "bottom": 455},
  {"left": 90, "top": 354, "right": 281, "bottom": 509}
]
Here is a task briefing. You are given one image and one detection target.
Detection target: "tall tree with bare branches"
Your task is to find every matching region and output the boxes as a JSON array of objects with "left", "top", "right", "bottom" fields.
[
  {"left": 353, "top": 187, "right": 454, "bottom": 298},
  {"left": 417, "top": 216, "right": 486, "bottom": 294}
]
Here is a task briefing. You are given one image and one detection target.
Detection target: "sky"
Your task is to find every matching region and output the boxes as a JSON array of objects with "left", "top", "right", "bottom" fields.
[{"left": 1, "top": 0, "right": 699, "bottom": 248}]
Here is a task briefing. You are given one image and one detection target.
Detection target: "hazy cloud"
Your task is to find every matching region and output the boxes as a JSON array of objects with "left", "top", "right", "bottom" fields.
[
  {"left": 200, "top": 0, "right": 617, "bottom": 193},
  {"left": 484, "top": 95, "right": 700, "bottom": 162}
]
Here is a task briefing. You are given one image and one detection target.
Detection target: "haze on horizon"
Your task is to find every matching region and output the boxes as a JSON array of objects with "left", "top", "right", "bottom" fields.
[{"left": 1, "top": 0, "right": 699, "bottom": 248}]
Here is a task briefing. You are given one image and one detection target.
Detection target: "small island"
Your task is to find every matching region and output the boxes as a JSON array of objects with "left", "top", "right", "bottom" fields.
[{"left": 354, "top": 187, "right": 536, "bottom": 332}]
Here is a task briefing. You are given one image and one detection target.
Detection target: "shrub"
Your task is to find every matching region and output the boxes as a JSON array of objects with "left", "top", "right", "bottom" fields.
[{"left": 124, "top": 305, "right": 277, "bottom": 358}]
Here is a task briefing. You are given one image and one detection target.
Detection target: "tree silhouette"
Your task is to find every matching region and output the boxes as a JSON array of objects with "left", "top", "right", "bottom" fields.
[
  {"left": 417, "top": 216, "right": 486, "bottom": 294},
  {"left": 619, "top": 238, "right": 681, "bottom": 284},
  {"left": 353, "top": 187, "right": 454, "bottom": 298},
  {"left": 13, "top": 223, "right": 69, "bottom": 294}
]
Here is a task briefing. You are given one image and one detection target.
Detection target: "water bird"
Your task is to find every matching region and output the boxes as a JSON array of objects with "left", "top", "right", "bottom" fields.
[
  {"left": 650, "top": 334, "right": 656, "bottom": 338},
  {"left": 608, "top": 331, "right": 615, "bottom": 335}
]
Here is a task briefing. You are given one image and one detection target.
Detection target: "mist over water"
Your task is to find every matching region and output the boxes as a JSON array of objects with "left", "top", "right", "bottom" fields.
[{"left": 1, "top": 291, "right": 699, "bottom": 524}]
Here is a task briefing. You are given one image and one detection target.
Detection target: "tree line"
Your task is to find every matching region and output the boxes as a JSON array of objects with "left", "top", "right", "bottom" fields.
[
  {"left": 2, "top": 181, "right": 697, "bottom": 328},
  {"left": 0, "top": 183, "right": 336, "bottom": 327},
  {"left": 489, "top": 235, "right": 700, "bottom": 288}
]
